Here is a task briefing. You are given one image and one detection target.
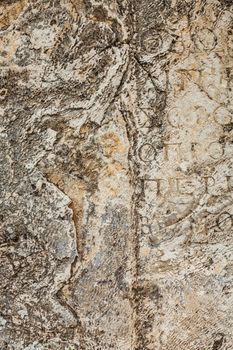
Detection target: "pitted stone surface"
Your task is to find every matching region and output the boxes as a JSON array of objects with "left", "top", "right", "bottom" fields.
[{"left": 1, "top": 1, "right": 233, "bottom": 349}]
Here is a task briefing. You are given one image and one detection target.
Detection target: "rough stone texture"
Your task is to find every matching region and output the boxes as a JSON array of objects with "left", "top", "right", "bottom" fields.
[{"left": 1, "top": 0, "right": 233, "bottom": 349}]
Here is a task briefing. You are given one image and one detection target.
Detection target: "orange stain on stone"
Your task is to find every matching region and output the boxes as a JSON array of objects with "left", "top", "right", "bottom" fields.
[
  {"left": 100, "top": 132, "right": 126, "bottom": 158},
  {"left": 0, "top": 0, "right": 28, "bottom": 30}
]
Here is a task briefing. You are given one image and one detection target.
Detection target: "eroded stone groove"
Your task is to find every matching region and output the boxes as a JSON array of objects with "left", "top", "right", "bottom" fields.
[{"left": 1, "top": 0, "right": 233, "bottom": 349}]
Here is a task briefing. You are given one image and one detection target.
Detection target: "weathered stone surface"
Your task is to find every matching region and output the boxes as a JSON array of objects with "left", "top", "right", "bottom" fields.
[{"left": 1, "top": 0, "right": 233, "bottom": 349}]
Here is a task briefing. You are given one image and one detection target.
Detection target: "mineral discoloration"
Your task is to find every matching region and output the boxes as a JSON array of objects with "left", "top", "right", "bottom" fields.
[
  {"left": 0, "top": 0, "right": 28, "bottom": 30},
  {"left": 1, "top": 0, "right": 233, "bottom": 349}
]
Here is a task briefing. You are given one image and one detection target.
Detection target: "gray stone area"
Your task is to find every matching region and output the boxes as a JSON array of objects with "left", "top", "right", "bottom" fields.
[{"left": 0, "top": 0, "right": 233, "bottom": 349}]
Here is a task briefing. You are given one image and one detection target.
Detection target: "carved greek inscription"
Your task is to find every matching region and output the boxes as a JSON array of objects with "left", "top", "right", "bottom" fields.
[
  {"left": 141, "top": 175, "right": 233, "bottom": 197},
  {"left": 191, "top": 211, "right": 233, "bottom": 244},
  {"left": 141, "top": 30, "right": 162, "bottom": 54},
  {"left": 141, "top": 209, "right": 233, "bottom": 245},
  {"left": 226, "top": 176, "right": 233, "bottom": 192},
  {"left": 214, "top": 106, "right": 232, "bottom": 126},
  {"left": 167, "top": 108, "right": 181, "bottom": 128},
  {"left": 139, "top": 143, "right": 157, "bottom": 162},
  {"left": 175, "top": 178, "right": 195, "bottom": 195},
  {"left": 191, "top": 142, "right": 199, "bottom": 158},
  {"left": 203, "top": 176, "right": 215, "bottom": 194},
  {"left": 141, "top": 177, "right": 195, "bottom": 198},
  {"left": 208, "top": 141, "right": 225, "bottom": 159},
  {"left": 141, "top": 178, "right": 166, "bottom": 196},
  {"left": 163, "top": 142, "right": 182, "bottom": 161},
  {"left": 138, "top": 140, "right": 230, "bottom": 163},
  {"left": 140, "top": 215, "right": 153, "bottom": 235},
  {"left": 216, "top": 212, "right": 232, "bottom": 231},
  {"left": 193, "top": 28, "right": 217, "bottom": 51},
  {"left": 167, "top": 107, "right": 203, "bottom": 128},
  {"left": 167, "top": 105, "right": 232, "bottom": 129}
]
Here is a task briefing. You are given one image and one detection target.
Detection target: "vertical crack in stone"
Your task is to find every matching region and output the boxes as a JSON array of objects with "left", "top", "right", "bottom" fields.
[
  {"left": 120, "top": 104, "right": 141, "bottom": 349},
  {"left": 127, "top": 1, "right": 170, "bottom": 347},
  {"left": 42, "top": 174, "right": 85, "bottom": 342},
  {"left": 68, "top": 201, "right": 84, "bottom": 262}
]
